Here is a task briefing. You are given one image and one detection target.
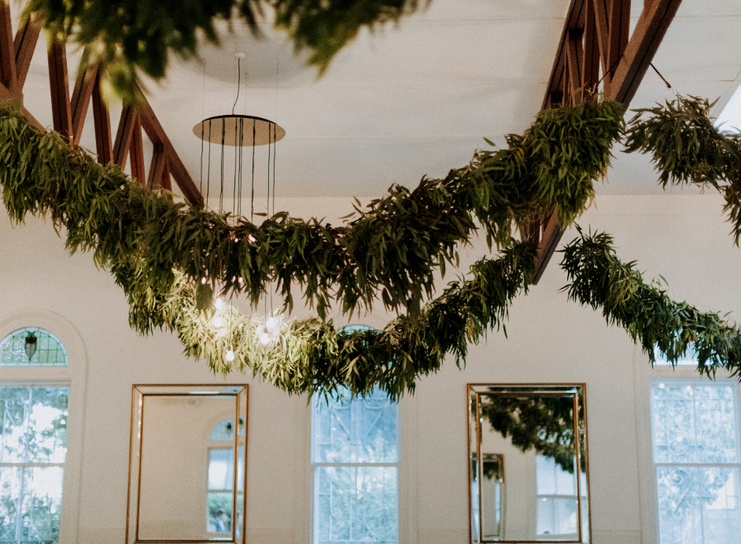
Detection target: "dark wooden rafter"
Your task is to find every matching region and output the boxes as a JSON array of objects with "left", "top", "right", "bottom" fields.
[
  {"left": 113, "top": 106, "right": 137, "bottom": 168},
  {"left": 70, "top": 63, "right": 99, "bottom": 145},
  {"left": 0, "top": 0, "right": 17, "bottom": 90},
  {"left": 91, "top": 70, "right": 113, "bottom": 164},
  {"left": 528, "top": 0, "right": 682, "bottom": 284},
  {"left": 147, "top": 144, "right": 167, "bottom": 190},
  {"left": 135, "top": 87, "right": 203, "bottom": 205},
  {"left": 47, "top": 36, "right": 73, "bottom": 140},
  {"left": 129, "top": 115, "right": 146, "bottom": 183},
  {"left": 13, "top": 11, "right": 40, "bottom": 92}
]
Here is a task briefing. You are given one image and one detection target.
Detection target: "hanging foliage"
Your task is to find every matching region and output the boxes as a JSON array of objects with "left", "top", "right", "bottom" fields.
[
  {"left": 0, "top": 98, "right": 623, "bottom": 323},
  {"left": 560, "top": 227, "right": 741, "bottom": 378},
  {"left": 0, "top": 97, "right": 622, "bottom": 397},
  {"left": 478, "top": 392, "right": 585, "bottom": 473},
  {"left": 624, "top": 95, "right": 741, "bottom": 243},
  {"left": 25, "top": 0, "right": 429, "bottom": 101}
]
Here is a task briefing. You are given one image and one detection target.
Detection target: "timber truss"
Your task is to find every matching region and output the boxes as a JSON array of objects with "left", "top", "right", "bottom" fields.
[
  {"left": 527, "top": 0, "right": 682, "bottom": 283},
  {"left": 0, "top": 1, "right": 202, "bottom": 205}
]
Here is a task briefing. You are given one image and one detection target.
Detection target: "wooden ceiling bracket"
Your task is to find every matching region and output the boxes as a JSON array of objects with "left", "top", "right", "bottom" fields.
[
  {"left": 113, "top": 106, "right": 137, "bottom": 168},
  {"left": 529, "top": 0, "right": 681, "bottom": 284},
  {"left": 70, "top": 63, "right": 99, "bottom": 145}
]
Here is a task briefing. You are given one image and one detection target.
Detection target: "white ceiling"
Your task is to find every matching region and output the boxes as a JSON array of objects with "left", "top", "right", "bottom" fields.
[{"left": 14, "top": 0, "right": 741, "bottom": 202}]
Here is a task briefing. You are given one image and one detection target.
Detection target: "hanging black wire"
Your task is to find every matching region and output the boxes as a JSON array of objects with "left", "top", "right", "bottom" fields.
[
  {"left": 199, "top": 122, "right": 204, "bottom": 197},
  {"left": 251, "top": 119, "right": 255, "bottom": 221},
  {"left": 206, "top": 119, "right": 212, "bottom": 205},
  {"left": 238, "top": 117, "right": 244, "bottom": 218},
  {"left": 272, "top": 125, "right": 276, "bottom": 216},
  {"left": 220, "top": 120, "right": 225, "bottom": 211},
  {"left": 267, "top": 123, "right": 271, "bottom": 216}
]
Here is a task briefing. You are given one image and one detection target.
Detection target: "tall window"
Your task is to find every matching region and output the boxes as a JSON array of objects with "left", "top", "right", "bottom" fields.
[
  {"left": 535, "top": 455, "right": 587, "bottom": 538},
  {"left": 311, "top": 388, "right": 399, "bottom": 544},
  {"left": 650, "top": 380, "right": 741, "bottom": 543},
  {"left": 207, "top": 418, "right": 245, "bottom": 534},
  {"left": 0, "top": 327, "right": 69, "bottom": 544}
]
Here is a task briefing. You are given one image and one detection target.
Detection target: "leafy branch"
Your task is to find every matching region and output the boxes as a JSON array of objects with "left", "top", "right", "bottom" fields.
[
  {"left": 560, "top": 227, "right": 741, "bottom": 378},
  {"left": 624, "top": 95, "right": 741, "bottom": 243}
]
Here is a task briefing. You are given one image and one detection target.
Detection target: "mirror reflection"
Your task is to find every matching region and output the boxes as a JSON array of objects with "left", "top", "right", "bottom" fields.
[
  {"left": 126, "top": 385, "right": 248, "bottom": 544},
  {"left": 468, "top": 385, "right": 590, "bottom": 543}
]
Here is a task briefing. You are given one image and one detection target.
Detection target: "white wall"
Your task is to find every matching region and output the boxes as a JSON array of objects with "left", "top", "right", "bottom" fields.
[{"left": 1, "top": 194, "right": 739, "bottom": 544}]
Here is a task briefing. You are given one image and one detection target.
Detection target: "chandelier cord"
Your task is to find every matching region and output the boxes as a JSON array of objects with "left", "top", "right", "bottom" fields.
[{"left": 232, "top": 58, "right": 242, "bottom": 115}]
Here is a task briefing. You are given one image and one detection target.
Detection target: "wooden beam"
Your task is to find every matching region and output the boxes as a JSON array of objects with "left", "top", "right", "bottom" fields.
[
  {"left": 591, "top": 0, "right": 610, "bottom": 75},
  {"left": 147, "top": 144, "right": 166, "bottom": 190},
  {"left": 129, "top": 115, "right": 146, "bottom": 184},
  {"left": 609, "top": 0, "right": 682, "bottom": 104},
  {"left": 531, "top": 0, "right": 681, "bottom": 283},
  {"left": 92, "top": 71, "right": 113, "bottom": 164},
  {"left": 566, "top": 29, "right": 583, "bottom": 103},
  {"left": 13, "top": 12, "right": 40, "bottom": 92},
  {"left": 70, "top": 63, "right": 99, "bottom": 145},
  {"left": 583, "top": 0, "right": 600, "bottom": 90},
  {"left": 113, "top": 106, "right": 137, "bottom": 167},
  {"left": 530, "top": 214, "right": 564, "bottom": 285},
  {"left": 161, "top": 160, "right": 172, "bottom": 193},
  {"left": 134, "top": 87, "right": 202, "bottom": 205},
  {"left": 0, "top": 0, "right": 17, "bottom": 90},
  {"left": 47, "top": 37, "right": 72, "bottom": 139},
  {"left": 605, "top": 0, "right": 631, "bottom": 91}
]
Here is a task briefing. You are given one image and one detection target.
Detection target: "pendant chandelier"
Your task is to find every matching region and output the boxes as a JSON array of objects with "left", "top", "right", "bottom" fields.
[{"left": 192, "top": 53, "right": 287, "bottom": 358}]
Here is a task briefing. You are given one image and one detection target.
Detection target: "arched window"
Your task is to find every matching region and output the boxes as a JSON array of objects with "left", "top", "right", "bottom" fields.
[
  {"left": 0, "top": 328, "right": 70, "bottom": 544},
  {"left": 310, "top": 325, "right": 400, "bottom": 544},
  {"left": 0, "top": 327, "right": 68, "bottom": 367}
]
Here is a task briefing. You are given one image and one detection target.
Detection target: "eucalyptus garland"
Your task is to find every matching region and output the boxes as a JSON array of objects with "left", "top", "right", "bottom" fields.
[
  {"left": 624, "top": 95, "right": 741, "bottom": 243},
  {"left": 4, "top": 93, "right": 741, "bottom": 399},
  {"left": 560, "top": 227, "right": 741, "bottom": 378},
  {"left": 0, "top": 98, "right": 623, "bottom": 324}
]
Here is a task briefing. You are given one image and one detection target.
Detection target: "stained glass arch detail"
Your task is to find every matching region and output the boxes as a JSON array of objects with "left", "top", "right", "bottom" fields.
[{"left": 0, "top": 327, "right": 69, "bottom": 367}]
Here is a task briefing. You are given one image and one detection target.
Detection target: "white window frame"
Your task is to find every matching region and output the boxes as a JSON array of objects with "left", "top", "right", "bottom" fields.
[
  {"left": 310, "top": 388, "right": 400, "bottom": 544},
  {"left": 0, "top": 310, "right": 87, "bottom": 544},
  {"left": 634, "top": 344, "right": 738, "bottom": 544}
]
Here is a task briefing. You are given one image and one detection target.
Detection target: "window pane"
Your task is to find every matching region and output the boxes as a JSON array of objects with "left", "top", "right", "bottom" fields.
[
  {"left": 536, "top": 497, "right": 578, "bottom": 537},
  {"left": 651, "top": 383, "right": 737, "bottom": 464},
  {"left": 208, "top": 446, "right": 244, "bottom": 492},
  {"left": 0, "top": 466, "right": 64, "bottom": 544},
  {"left": 0, "top": 328, "right": 68, "bottom": 367},
  {"left": 314, "top": 466, "right": 398, "bottom": 544},
  {"left": 0, "top": 388, "right": 68, "bottom": 464},
  {"left": 313, "top": 390, "right": 398, "bottom": 464}
]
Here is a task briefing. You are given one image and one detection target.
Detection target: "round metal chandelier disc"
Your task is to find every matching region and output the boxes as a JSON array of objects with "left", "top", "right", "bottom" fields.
[{"left": 193, "top": 114, "right": 286, "bottom": 146}]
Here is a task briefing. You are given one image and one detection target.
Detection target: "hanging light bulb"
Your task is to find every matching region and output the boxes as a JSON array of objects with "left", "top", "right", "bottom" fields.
[
  {"left": 201, "top": 277, "right": 207, "bottom": 285},
  {"left": 212, "top": 315, "right": 224, "bottom": 328},
  {"left": 225, "top": 348, "right": 235, "bottom": 362},
  {"left": 214, "top": 298, "right": 224, "bottom": 310},
  {"left": 265, "top": 316, "right": 278, "bottom": 332},
  {"left": 259, "top": 332, "right": 271, "bottom": 346}
]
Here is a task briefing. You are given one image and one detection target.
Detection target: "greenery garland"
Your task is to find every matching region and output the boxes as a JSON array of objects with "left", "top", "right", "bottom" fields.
[
  {"left": 624, "top": 95, "right": 741, "bottom": 243},
  {"left": 5, "top": 93, "right": 741, "bottom": 399},
  {"left": 0, "top": 98, "right": 622, "bottom": 324},
  {"left": 560, "top": 227, "right": 741, "bottom": 378}
]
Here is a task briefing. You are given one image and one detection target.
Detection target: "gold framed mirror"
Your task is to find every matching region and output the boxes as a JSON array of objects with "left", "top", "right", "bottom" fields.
[
  {"left": 468, "top": 384, "right": 590, "bottom": 543},
  {"left": 126, "top": 384, "right": 248, "bottom": 544}
]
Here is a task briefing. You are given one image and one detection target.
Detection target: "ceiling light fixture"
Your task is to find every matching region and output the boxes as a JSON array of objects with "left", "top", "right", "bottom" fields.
[{"left": 192, "top": 52, "right": 287, "bottom": 358}]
